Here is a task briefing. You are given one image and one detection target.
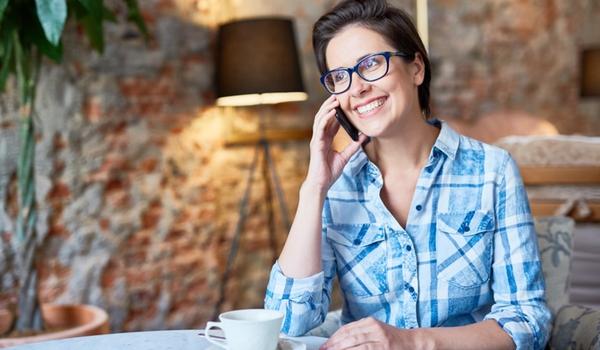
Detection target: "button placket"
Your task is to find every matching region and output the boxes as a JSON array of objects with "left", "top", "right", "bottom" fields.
[{"left": 386, "top": 227, "right": 403, "bottom": 293}]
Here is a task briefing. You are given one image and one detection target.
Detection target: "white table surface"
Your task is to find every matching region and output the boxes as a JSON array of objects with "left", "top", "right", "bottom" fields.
[{"left": 7, "top": 330, "right": 327, "bottom": 350}]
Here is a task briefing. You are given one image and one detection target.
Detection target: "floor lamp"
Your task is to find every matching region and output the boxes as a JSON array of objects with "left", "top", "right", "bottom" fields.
[{"left": 212, "top": 17, "right": 309, "bottom": 318}]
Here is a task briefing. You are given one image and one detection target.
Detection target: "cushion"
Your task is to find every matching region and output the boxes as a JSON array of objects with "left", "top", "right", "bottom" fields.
[
  {"left": 535, "top": 216, "right": 575, "bottom": 315},
  {"left": 495, "top": 135, "right": 600, "bottom": 166},
  {"left": 550, "top": 305, "right": 600, "bottom": 350}
]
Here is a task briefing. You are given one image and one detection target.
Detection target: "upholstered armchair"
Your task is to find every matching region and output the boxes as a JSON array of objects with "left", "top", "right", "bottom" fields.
[{"left": 307, "top": 216, "right": 600, "bottom": 350}]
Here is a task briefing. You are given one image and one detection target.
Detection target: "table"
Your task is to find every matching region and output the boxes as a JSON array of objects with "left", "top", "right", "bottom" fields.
[{"left": 8, "top": 330, "right": 327, "bottom": 350}]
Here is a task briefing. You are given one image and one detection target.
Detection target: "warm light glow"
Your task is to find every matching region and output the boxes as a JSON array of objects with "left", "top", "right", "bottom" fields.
[
  {"left": 216, "top": 92, "right": 308, "bottom": 106},
  {"left": 416, "top": 0, "right": 429, "bottom": 52}
]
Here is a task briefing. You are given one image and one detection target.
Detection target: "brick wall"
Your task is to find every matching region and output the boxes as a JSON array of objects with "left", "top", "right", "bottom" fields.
[
  {"left": 429, "top": 0, "right": 600, "bottom": 134},
  {"left": 0, "top": 0, "right": 597, "bottom": 333}
]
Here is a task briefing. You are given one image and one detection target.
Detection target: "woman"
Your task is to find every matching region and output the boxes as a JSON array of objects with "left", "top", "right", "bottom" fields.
[{"left": 265, "top": 1, "right": 551, "bottom": 349}]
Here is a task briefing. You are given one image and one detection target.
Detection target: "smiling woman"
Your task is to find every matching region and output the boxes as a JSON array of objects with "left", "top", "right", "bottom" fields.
[{"left": 263, "top": 1, "right": 552, "bottom": 350}]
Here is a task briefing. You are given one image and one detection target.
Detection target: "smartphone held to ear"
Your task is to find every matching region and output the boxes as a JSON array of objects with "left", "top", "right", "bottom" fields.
[{"left": 335, "top": 107, "right": 360, "bottom": 142}]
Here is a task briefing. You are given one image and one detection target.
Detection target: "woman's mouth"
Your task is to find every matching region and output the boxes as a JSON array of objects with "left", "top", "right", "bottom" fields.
[{"left": 356, "top": 97, "right": 386, "bottom": 116}]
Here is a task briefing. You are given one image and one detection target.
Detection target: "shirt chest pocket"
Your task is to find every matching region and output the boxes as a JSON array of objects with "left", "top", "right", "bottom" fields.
[
  {"left": 436, "top": 210, "right": 494, "bottom": 288},
  {"left": 326, "top": 224, "right": 388, "bottom": 297}
]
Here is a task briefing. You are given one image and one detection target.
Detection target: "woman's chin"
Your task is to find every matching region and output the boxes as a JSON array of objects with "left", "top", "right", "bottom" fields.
[{"left": 359, "top": 125, "right": 386, "bottom": 139}]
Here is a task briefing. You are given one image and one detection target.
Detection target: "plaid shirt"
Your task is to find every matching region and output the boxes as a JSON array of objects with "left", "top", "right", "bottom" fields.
[{"left": 265, "top": 121, "right": 551, "bottom": 350}]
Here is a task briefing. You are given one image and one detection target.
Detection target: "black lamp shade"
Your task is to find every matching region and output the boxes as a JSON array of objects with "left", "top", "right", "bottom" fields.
[
  {"left": 581, "top": 48, "right": 600, "bottom": 97},
  {"left": 216, "top": 18, "right": 307, "bottom": 106}
]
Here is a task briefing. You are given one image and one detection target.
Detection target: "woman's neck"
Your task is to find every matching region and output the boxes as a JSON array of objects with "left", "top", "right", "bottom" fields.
[{"left": 365, "top": 116, "right": 440, "bottom": 176}]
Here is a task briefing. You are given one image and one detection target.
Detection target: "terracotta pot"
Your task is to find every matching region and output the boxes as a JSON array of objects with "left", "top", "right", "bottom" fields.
[
  {"left": 0, "top": 304, "right": 109, "bottom": 348},
  {"left": 0, "top": 310, "right": 13, "bottom": 336}
]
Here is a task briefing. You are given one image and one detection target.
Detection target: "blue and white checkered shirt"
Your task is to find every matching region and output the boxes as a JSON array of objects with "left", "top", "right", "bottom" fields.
[{"left": 265, "top": 121, "right": 551, "bottom": 350}]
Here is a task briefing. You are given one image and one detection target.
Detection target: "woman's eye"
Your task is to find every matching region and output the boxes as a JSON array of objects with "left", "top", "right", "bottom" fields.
[
  {"left": 361, "top": 56, "right": 382, "bottom": 70},
  {"left": 333, "top": 71, "right": 347, "bottom": 82}
]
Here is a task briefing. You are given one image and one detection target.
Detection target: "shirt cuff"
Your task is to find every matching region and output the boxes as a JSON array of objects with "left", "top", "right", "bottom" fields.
[
  {"left": 265, "top": 261, "right": 325, "bottom": 303},
  {"left": 484, "top": 309, "right": 546, "bottom": 350}
]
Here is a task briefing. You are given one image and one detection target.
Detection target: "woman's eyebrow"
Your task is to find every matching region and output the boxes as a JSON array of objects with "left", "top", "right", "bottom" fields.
[
  {"left": 329, "top": 52, "right": 376, "bottom": 71},
  {"left": 355, "top": 53, "right": 371, "bottom": 62},
  {"left": 334, "top": 53, "right": 373, "bottom": 69}
]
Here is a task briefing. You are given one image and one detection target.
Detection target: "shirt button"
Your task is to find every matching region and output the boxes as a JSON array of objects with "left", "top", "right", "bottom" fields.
[
  {"left": 464, "top": 226, "right": 470, "bottom": 232},
  {"left": 405, "top": 245, "right": 412, "bottom": 251},
  {"left": 426, "top": 166, "right": 433, "bottom": 173},
  {"left": 416, "top": 205, "right": 422, "bottom": 211},
  {"left": 353, "top": 239, "right": 361, "bottom": 245},
  {"left": 408, "top": 286, "right": 415, "bottom": 293}
]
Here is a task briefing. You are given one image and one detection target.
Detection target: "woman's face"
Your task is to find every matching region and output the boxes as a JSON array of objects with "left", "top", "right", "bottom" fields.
[{"left": 325, "top": 25, "right": 424, "bottom": 139}]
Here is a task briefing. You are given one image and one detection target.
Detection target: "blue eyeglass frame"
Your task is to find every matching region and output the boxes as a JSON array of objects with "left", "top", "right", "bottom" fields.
[{"left": 320, "top": 51, "right": 415, "bottom": 94}]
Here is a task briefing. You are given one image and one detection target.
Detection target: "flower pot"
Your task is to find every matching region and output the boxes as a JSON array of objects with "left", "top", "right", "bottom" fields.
[
  {"left": 0, "top": 310, "right": 13, "bottom": 336},
  {"left": 0, "top": 304, "right": 109, "bottom": 348}
]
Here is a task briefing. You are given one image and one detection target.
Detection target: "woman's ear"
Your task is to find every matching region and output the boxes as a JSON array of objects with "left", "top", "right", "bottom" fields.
[{"left": 412, "top": 52, "right": 425, "bottom": 86}]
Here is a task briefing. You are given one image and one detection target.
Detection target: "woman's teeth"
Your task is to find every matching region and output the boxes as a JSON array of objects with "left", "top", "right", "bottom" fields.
[{"left": 357, "top": 98, "right": 385, "bottom": 114}]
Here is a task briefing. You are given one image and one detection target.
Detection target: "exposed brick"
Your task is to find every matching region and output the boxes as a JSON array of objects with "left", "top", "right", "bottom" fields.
[
  {"left": 141, "top": 203, "right": 162, "bottom": 229},
  {"left": 84, "top": 97, "right": 103, "bottom": 122},
  {"left": 139, "top": 158, "right": 159, "bottom": 172},
  {"left": 126, "top": 266, "right": 160, "bottom": 286},
  {"left": 106, "top": 190, "right": 131, "bottom": 209},
  {"left": 0, "top": 120, "right": 14, "bottom": 129},
  {"left": 126, "top": 230, "right": 152, "bottom": 247},
  {"left": 46, "top": 182, "right": 71, "bottom": 201},
  {"left": 47, "top": 223, "right": 67, "bottom": 238},
  {"left": 124, "top": 249, "right": 147, "bottom": 266}
]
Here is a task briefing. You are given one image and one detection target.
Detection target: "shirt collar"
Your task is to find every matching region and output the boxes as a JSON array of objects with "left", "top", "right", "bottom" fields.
[
  {"left": 431, "top": 119, "right": 459, "bottom": 161},
  {"left": 345, "top": 119, "right": 460, "bottom": 177},
  {"left": 347, "top": 145, "right": 369, "bottom": 177}
]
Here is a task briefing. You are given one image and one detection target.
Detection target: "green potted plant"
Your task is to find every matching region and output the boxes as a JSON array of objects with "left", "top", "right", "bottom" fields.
[{"left": 0, "top": 0, "right": 147, "bottom": 345}]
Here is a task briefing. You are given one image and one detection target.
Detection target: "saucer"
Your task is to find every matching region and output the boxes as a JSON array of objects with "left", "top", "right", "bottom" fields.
[
  {"left": 206, "top": 337, "right": 306, "bottom": 350},
  {"left": 278, "top": 338, "right": 307, "bottom": 350}
]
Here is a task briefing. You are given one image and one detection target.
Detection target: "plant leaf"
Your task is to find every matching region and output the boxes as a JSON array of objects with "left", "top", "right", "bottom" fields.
[
  {"left": 70, "top": 0, "right": 105, "bottom": 52},
  {"left": 18, "top": 10, "right": 63, "bottom": 63},
  {"left": 102, "top": 4, "right": 116, "bottom": 22},
  {"left": 70, "top": 0, "right": 88, "bottom": 19},
  {"left": 81, "top": 14, "right": 104, "bottom": 52},
  {"left": 124, "top": 0, "right": 148, "bottom": 39},
  {"left": 0, "top": 30, "right": 13, "bottom": 91},
  {"left": 76, "top": 0, "right": 103, "bottom": 21},
  {"left": 29, "top": 23, "right": 63, "bottom": 62},
  {"left": 0, "top": 0, "right": 9, "bottom": 24},
  {"left": 35, "top": 0, "right": 67, "bottom": 46}
]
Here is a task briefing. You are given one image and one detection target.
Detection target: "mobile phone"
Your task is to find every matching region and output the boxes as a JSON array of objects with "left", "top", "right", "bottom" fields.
[{"left": 335, "top": 107, "right": 359, "bottom": 142}]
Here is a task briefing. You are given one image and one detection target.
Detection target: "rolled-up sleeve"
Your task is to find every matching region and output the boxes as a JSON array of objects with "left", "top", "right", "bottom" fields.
[
  {"left": 484, "top": 153, "right": 552, "bottom": 350},
  {"left": 264, "top": 225, "right": 336, "bottom": 336}
]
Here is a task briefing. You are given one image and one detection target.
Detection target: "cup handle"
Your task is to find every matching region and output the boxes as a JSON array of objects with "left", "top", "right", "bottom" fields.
[{"left": 205, "top": 321, "right": 227, "bottom": 349}]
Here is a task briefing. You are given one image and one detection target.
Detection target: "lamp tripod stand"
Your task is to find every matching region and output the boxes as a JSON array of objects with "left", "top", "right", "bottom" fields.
[{"left": 212, "top": 127, "right": 311, "bottom": 320}]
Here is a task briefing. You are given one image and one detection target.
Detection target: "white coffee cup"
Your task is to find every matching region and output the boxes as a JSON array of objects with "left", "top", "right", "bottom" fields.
[{"left": 204, "top": 309, "right": 284, "bottom": 350}]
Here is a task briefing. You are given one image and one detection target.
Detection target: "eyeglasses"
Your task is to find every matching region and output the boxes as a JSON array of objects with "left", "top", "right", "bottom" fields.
[{"left": 320, "top": 51, "right": 414, "bottom": 94}]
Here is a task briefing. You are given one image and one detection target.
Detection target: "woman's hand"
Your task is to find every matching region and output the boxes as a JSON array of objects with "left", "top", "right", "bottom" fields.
[
  {"left": 305, "top": 95, "right": 368, "bottom": 194},
  {"left": 320, "top": 317, "right": 431, "bottom": 350}
]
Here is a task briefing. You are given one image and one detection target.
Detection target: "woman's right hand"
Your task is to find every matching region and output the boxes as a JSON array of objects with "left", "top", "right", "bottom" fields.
[{"left": 304, "top": 95, "right": 368, "bottom": 194}]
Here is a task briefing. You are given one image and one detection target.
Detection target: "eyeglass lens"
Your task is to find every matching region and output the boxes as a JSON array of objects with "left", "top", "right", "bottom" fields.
[{"left": 323, "top": 54, "right": 389, "bottom": 94}]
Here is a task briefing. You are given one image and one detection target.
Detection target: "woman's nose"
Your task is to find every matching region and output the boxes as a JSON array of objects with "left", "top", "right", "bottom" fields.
[{"left": 349, "top": 72, "right": 371, "bottom": 97}]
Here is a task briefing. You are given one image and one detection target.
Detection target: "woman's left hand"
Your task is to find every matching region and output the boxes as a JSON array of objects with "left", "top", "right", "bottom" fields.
[{"left": 320, "top": 317, "right": 428, "bottom": 350}]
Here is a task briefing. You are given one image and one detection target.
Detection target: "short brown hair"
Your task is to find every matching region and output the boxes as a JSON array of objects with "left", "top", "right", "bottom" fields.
[{"left": 313, "top": 0, "right": 431, "bottom": 118}]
